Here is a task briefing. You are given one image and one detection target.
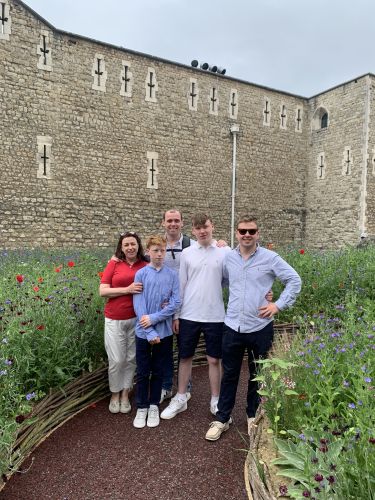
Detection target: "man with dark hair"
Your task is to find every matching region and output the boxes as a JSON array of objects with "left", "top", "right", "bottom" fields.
[
  {"left": 205, "top": 215, "right": 301, "bottom": 441},
  {"left": 161, "top": 213, "right": 231, "bottom": 419}
]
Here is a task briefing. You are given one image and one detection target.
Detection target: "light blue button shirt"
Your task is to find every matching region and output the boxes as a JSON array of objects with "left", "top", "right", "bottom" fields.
[
  {"left": 133, "top": 265, "right": 180, "bottom": 341},
  {"left": 224, "top": 246, "right": 301, "bottom": 333}
]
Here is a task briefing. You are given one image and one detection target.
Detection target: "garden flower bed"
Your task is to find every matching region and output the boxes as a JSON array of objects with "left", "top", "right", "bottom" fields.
[{"left": 1, "top": 245, "right": 374, "bottom": 498}]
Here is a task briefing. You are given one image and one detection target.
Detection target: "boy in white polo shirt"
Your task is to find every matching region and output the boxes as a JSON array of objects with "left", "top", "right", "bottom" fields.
[{"left": 161, "top": 213, "right": 231, "bottom": 419}]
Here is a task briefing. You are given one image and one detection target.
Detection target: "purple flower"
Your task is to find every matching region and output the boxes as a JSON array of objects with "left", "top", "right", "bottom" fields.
[
  {"left": 313, "top": 370, "right": 320, "bottom": 375},
  {"left": 314, "top": 473, "right": 324, "bottom": 482},
  {"left": 368, "top": 334, "right": 374, "bottom": 339},
  {"left": 299, "top": 433, "right": 306, "bottom": 441},
  {"left": 318, "top": 343, "right": 325, "bottom": 349},
  {"left": 4, "top": 359, "right": 12, "bottom": 366},
  {"left": 279, "top": 484, "right": 288, "bottom": 496},
  {"left": 343, "top": 380, "right": 350, "bottom": 387},
  {"left": 340, "top": 347, "right": 346, "bottom": 353},
  {"left": 0, "top": 370, "right": 7, "bottom": 376},
  {"left": 348, "top": 403, "right": 356, "bottom": 409},
  {"left": 302, "top": 491, "right": 311, "bottom": 498},
  {"left": 365, "top": 377, "right": 372, "bottom": 383},
  {"left": 297, "top": 351, "right": 305, "bottom": 357},
  {"left": 26, "top": 392, "right": 36, "bottom": 401}
]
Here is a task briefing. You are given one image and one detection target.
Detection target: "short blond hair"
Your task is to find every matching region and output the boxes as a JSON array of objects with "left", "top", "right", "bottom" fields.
[{"left": 146, "top": 235, "right": 167, "bottom": 249}]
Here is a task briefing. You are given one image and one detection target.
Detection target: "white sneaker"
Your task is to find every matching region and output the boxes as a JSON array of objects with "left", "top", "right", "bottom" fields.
[
  {"left": 160, "top": 395, "right": 187, "bottom": 420},
  {"left": 205, "top": 420, "right": 231, "bottom": 441},
  {"left": 133, "top": 408, "right": 148, "bottom": 428},
  {"left": 147, "top": 405, "right": 160, "bottom": 427},
  {"left": 186, "top": 392, "right": 191, "bottom": 402},
  {"left": 160, "top": 389, "right": 173, "bottom": 404},
  {"left": 210, "top": 401, "right": 218, "bottom": 416}
]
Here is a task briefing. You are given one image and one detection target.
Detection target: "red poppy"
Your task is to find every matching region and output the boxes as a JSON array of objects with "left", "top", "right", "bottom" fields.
[
  {"left": 299, "top": 249, "right": 305, "bottom": 255},
  {"left": 37, "top": 277, "right": 44, "bottom": 283},
  {"left": 33, "top": 286, "right": 39, "bottom": 292},
  {"left": 55, "top": 267, "right": 61, "bottom": 273},
  {"left": 16, "top": 275, "right": 24, "bottom": 283},
  {"left": 98, "top": 271, "right": 104, "bottom": 278},
  {"left": 36, "top": 325, "right": 45, "bottom": 331},
  {"left": 68, "top": 261, "right": 75, "bottom": 268}
]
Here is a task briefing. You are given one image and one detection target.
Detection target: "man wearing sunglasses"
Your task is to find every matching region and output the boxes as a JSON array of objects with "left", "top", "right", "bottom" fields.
[{"left": 205, "top": 215, "right": 301, "bottom": 441}]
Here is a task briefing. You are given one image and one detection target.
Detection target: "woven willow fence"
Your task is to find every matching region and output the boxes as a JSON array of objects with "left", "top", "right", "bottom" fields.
[{"left": 1, "top": 323, "right": 296, "bottom": 495}]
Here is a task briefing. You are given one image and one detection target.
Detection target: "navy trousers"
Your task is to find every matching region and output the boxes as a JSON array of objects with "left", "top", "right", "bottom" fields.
[
  {"left": 136, "top": 335, "right": 173, "bottom": 408},
  {"left": 216, "top": 322, "right": 274, "bottom": 423}
]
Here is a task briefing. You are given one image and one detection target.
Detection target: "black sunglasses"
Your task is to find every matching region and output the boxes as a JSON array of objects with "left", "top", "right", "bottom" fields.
[{"left": 237, "top": 228, "right": 258, "bottom": 235}]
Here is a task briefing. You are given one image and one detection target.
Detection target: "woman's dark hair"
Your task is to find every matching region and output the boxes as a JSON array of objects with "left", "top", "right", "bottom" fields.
[{"left": 115, "top": 232, "right": 147, "bottom": 262}]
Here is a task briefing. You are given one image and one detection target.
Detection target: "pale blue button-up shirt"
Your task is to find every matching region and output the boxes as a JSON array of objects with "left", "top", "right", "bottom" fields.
[
  {"left": 133, "top": 265, "right": 180, "bottom": 341},
  {"left": 224, "top": 246, "right": 301, "bottom": 333}
]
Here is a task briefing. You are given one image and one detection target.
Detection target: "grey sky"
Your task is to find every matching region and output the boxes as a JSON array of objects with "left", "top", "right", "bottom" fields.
[{"left": 24, "top": 0, "right": 373, "bottom": 97}]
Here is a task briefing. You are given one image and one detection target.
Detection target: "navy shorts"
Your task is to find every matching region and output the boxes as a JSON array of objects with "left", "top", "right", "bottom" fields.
[{"left": 178, "top": 319, "right": 224, "bottom": 359}]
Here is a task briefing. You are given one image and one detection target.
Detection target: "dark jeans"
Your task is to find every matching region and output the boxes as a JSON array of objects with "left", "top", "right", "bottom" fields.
[
  {"left": 162, "top": 336, "right": 192, "bottom": 392},
  {"left": 216, "top": 322, "right": 274, "bottom": 423},
  {"left": 136, "top": 335, "right": 173, "bottom": 409}
]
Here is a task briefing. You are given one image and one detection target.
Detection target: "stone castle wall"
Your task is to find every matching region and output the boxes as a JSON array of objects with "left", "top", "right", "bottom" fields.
[
  {"left": 0, "top": 0, "right": 373, "bottom": 249},
  {"left": 305, "top": 76, "right": 371, "bottom": 248}
]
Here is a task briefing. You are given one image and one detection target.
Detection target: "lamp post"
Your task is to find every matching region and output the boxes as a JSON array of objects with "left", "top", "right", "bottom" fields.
[{"left": 230, "top": 124, "right": 240, "bottom": 248}]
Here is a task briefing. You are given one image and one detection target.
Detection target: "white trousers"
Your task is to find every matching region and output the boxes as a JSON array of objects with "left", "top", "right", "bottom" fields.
[{"left": 104, "top": 317, "right": 136, "bottom": 393}]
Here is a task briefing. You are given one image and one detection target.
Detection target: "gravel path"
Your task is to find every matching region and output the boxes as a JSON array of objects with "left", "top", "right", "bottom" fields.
[{"left": 1, "top": 364, "right": 250, "bottom": 500}]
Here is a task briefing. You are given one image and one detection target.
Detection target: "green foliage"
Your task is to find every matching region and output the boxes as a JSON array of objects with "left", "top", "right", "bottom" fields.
[
  {"left": 0, "top": 248, "right": 110, "bottom": 476},
  {"left": 273, "top": 244, "right": 375, "bottom": 322},
  {"left": 257, "top": 248, "right": 375, "bottom": 500}
]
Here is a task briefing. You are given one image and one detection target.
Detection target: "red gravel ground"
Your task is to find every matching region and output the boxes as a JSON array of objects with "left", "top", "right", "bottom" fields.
[{"left": 1, "top": 364, "right": 250, "bottom": 500}]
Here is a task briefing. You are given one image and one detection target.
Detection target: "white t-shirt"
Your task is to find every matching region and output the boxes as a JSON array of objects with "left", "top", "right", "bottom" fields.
[{"left": 179, "top": 240, "right": 231, "bottom": 322}]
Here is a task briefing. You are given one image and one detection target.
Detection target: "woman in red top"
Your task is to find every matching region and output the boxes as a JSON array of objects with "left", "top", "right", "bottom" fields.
[{"left": 100, "top": 232, "right": 148, "bottom": 414}]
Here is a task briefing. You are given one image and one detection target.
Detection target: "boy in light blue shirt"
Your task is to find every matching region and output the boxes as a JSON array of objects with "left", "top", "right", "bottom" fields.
[{"left": 133, "top": 235, "right": 180, "bottom": 429}]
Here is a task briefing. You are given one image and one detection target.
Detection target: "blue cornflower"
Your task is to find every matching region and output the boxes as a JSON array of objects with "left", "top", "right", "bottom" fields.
[
  {"left": 318, "top": 343, "right": 325, "bottom": 349},
  {"left": 299, "top": 433, "right": 306, "bottom": 441},
  {"left": 26, "top": 392, "right": 36, "bottom": 401},
  {"left": 340, "top": 348, "right": 346, "bottom": 353},
  {"left": 4, "top": 359, "right": 12, "bottom": 366},
  {"left": 4, "top": 300, "right": 11, "bottom": 305},
  {"left": 343, "top": 380, "right": 350, "bottom": 387},
  {"left": 365, "top": 377, "right": 372, "bottom": 383},
  {"left": 368, "top": 334, "right": 374, "bottom": 339},
  {"left": 313, "top": 369, "right": 320, "bottom": 375},
  {"left": 348, "top": 403, "right": 356, "bottom": 409}
]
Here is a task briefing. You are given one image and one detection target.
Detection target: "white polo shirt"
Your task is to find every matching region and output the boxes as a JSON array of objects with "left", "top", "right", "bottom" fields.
[{"left": 179, "top": 240, "right": 231, "bottom": 322}]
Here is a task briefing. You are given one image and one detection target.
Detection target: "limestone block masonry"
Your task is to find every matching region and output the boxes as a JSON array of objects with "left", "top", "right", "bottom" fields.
[{"left": 0, "top": 0, "right": 374, "bottom": 249}]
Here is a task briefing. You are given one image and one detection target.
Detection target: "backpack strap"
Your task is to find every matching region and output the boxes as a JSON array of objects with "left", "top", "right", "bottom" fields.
[{"left": 181, "top": 234, "right": 191, "bottom": 249}]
